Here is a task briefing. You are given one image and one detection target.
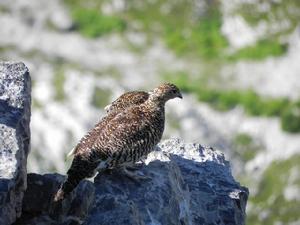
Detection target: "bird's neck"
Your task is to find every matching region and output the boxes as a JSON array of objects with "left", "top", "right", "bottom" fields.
[{"left": 143, "top": 97, "right": 165, "bottom": 112}]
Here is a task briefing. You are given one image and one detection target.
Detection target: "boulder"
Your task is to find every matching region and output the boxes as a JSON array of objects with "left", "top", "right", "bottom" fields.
[
  {"left": 85, "top": 139, "right": 248, "bottom": 225},
  {"left": 18, "top": 139, "right": 248, "bottom": 225},
  {"left": 0, "top": 62, "right": 31, "bottom": 225}
]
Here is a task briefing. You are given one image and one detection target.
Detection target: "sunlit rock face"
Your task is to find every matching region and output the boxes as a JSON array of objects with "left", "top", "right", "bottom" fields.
[{"left": 0, "top": 62, "right": 31, "bottom": 225}]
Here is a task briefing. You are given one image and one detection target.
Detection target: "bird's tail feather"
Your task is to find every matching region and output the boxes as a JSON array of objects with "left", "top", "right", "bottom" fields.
[
  {"left": 54, "top": 158, "right": 89, "bottom": 202},
  {"left": 53, "top": 167, "right": 86, "bottom": 202},
  {"left": 66, "top": 147, "right": 75, "bottom": 160}
]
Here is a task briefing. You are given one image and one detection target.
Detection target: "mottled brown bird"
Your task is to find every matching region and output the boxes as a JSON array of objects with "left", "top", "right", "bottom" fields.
[
  {"left": 104, "top": 90, "right": 150, "bottom": 113},
  {"left": 54, "top": 83, "right": 182, "bottom": 202},
  {"left": 66, "top": 90, "right": 150, "bottom": 158}
]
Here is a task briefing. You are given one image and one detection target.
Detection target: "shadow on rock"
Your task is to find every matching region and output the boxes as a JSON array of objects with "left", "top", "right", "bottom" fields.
[{"left": 13, "top": 173, "right": 94, "bottom": 225}]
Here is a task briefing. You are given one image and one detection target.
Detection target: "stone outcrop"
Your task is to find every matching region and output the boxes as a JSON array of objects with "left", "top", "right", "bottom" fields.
[
  {"left": 0, "top": 62, "right": 31, "bottom": 225},
  {"left": 0, "top": 61, "right": 248, "bottom": 225},
  {"left": 85, "top": 139, "right": 248, "bottom": 225},
  {"left": 17, "top": 140, "right": 248, "bottom": 225}
]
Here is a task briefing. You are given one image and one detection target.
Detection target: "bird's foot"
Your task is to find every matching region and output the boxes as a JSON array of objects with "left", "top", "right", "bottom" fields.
[
  {"left": 125, "top": 162, "right": 145, "bottom": 171},
  {"left": 120, "top": 167, "right": 151, "bottom": 182}
]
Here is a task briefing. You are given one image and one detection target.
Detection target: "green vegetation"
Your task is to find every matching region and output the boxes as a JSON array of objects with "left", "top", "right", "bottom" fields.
[
  {"left": 64, "top": 0, "right": 228, "bottom": 58},
  {"left": 231, "top": 0, "right": 300, "bottom": 60},
  {"left": 53, "top": 68, "right": 66, "bottom": 101},
  {"left": 247, "top": 155, "right": 300, "bottom": 225},
  {"left": 163, "top": 4, "right": 228, "bottom": 59},
  {"left": 166, "top": 72, "right": 289, "bottom": 115},
  {"left": 32, "top": 98, "right": 43, "bottom": 109},
  {"left": 126, "top": 0, "right": 287, "bottom": 60},
  {"left": 233, "top": 133, "right": 262, "bottom": 162},
  {"left": 0, "top": 5, "right": 9, "bottom": 13},
  {"left": 126, "top": 0, "right": 228, "bottom": 59},
  {"left": 166, "top": 72, "right": 300, "bottom": 133},
  {"left": 64, "top": 0, "right": 292, "bottom": 60},
  {"left": 281, "top": 100, "right": 300, "bottom": 133},
  {"left": 0, "top": 45, "right": 15, "bottom": 53},
  {"left": 91, "top": 87, "right": 112, "bottom": 108},
  {"left": 237, "top": 0, "right": 300, "bottom": 30},
  {"left": 72, "top": 8, "right": 126, "bottom": 38},
  {"left": 229, "top": 39, "right": 288, "bottom": 61},
  {"left": 127, "top": 0, "right": 289, "bottom": 61},
  {"left": 64, "top": 0, "right": 126, "bottom": 38}
]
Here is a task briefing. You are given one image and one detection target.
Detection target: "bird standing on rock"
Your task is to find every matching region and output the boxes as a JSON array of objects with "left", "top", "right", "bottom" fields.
[{"left": 54, "top": 83, "right": 182, "bottom": 202}]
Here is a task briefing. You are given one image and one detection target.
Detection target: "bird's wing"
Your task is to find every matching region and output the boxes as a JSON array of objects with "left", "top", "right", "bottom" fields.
[
  {"left": 71, "top": 91, "right": 150, "bottom": 157},
  {"left": 70, "top": 113, "right": 117, "bottom": 157},
  {"left": 90, "top": 106, "right": 154, "bottom": 159}
]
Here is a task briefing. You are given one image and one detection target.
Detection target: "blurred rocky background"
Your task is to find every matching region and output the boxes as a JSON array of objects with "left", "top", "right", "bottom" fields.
[{"left": 0, "top": 0, "right": 299, "bottom": 224}]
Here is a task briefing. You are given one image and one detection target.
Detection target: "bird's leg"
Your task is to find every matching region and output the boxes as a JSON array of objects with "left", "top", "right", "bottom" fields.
[
  {"left": 96, "top": 158, "right": 111, "bottom": 173},
  {"left": 125, "top": 161, "right": 145, "bottom": 171},
  {"left": 125, "top": 156, "right": 147, "bottom": 171},
  {"left": 120, "top": 166, "right": 151, "bottom": 182}
]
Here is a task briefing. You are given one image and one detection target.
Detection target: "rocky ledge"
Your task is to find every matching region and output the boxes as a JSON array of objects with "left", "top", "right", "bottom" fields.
[
  {"left": 85, "top": 139, "right": 249, "bottom": 225},
  {"left": 0, "top": 62, "right": 248, "bottom": 225},
  {"left": 0, "top": 62, "right": 31, "bottom": 225}
]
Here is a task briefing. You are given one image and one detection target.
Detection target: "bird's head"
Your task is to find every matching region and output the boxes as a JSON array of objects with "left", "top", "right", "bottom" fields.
[{"left": 151, "top": 83, "right": 182, "bottom": 102}]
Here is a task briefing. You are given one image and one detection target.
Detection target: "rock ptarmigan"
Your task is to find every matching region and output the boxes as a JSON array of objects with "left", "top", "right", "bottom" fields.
[{"left": 54, "top": 83, "right": 182, "bottom": 201}]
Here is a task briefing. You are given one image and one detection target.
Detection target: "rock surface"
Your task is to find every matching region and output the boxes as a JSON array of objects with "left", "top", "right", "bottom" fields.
[
  {"left": 14, "top": 173, "right": 95, "bottom": 225},
  {"left": 0, "top": 62, "right": 31, "bottom": 225},
  {"left": 17, "top": 140, "right": 248, "bottom": 225},
  {"left": 85, "top": 139, "right": 248, "bottom": 225}
]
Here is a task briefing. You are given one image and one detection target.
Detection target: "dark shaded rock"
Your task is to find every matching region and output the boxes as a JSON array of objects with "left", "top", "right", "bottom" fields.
[
  {"left": 0, "top": 62, "right": 31, "bottom": 225},
  {"left": 15, "top": 173, "right": 95, "bottom": 225}
]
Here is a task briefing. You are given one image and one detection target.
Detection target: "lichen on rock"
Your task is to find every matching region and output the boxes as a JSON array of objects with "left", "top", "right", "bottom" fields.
[{"left": 0, "top": 62, "right": 31, "bottom": 225}]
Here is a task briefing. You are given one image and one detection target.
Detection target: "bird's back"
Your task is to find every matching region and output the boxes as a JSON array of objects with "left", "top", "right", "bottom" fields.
[
  {"left": 105, "top": 91, "right": 149, "bottom": 113},
  {"left": 72, "top": 91, "right": 149, "bottom": 157},
  {"left": 90, "top": 103, "right": 165, "bottom": 167}
]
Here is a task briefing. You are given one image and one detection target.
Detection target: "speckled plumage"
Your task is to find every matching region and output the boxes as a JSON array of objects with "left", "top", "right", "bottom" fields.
[
  {"left": 54, "top": 83, "right": 182, "bottom": 202},
  {"left": 104, "top": 91, "right": 149, "bottom": 113},
  {"left": 71, "top": 91, "right": 150, "bottom": 157}
]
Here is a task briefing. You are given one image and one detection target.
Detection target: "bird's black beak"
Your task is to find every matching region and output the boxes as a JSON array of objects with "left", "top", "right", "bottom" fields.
[{"left": 178, "top": 93, "right": 183, "bottom": 99}]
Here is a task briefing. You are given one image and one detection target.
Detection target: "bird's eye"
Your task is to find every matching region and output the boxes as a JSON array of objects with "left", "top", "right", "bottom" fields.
[{"left": 172, "top": 90, "right": 177, "bottom": 93}]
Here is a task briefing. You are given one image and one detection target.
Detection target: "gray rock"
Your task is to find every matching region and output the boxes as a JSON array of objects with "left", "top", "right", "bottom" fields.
[
  {"left": 15, "top": 173, "right": 95, "bottom": 225},
  {"left": 85, "top": 139, "right": 248, "bottom": 225},
  {"left": 17, "top": 140, "right": 248, "bottom": 225},
  {"left": 0, "top": 62, "right": 31, "bottom": 225}
]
